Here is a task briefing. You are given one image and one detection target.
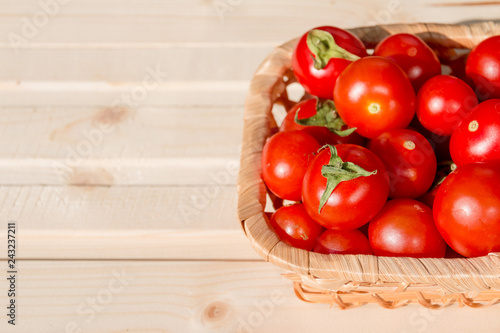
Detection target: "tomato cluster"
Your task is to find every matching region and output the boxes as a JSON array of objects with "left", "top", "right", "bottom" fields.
[{"left": 262, "top": 27, "right": 500, "bottom": 258}]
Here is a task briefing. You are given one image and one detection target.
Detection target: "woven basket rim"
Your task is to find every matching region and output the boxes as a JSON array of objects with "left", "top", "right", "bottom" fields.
[{"left": 237, "top": 22, "right": 500, "bottom": 294}]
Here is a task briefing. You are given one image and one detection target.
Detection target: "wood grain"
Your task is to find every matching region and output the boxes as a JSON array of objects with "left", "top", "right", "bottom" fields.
[
  {"left": 0, "top": 260, "right": 500, "bottom": 333},
  {"left": 0, "top": 185, "right": 263, "bottom": 259},
  {"left": 0, "top": 106, "right": 242, "bottom": 185},
  {"left": 0, "top": 81, "right": 251, "bottom": 106},
  {"left": 0, "top": 0, "right": 499, "bottom": 44}
]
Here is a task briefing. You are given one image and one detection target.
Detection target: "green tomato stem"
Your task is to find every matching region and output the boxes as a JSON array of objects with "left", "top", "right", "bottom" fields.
[
  {"left": 318, "top": 145, "right": 377, "bottom": 213},
  {"left": 294, "top": 99, "right": 357, "bottom": 137},
  {"left": 306, "top": 29, "right": 361, "bottom": 70}
]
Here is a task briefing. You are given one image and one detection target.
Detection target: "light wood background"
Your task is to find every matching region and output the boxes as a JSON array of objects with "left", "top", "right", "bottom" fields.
[{"left": 0, "top": 0, "right": 499, "bottom": 332}]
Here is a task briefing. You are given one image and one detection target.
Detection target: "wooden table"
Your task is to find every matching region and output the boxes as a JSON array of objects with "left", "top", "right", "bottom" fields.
[{"left": 0, "top": 1, "right": 499, "bottom": 332}]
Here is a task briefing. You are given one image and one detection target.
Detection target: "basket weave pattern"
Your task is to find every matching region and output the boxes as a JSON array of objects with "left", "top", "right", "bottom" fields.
[{"left": 237, "top": 22, "right": 500, "bottom": 309}]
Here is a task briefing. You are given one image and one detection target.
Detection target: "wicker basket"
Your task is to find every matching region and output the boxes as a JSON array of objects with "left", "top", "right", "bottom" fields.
[{"left": 237, "top": 22, "right": 500, "bottom": 309}]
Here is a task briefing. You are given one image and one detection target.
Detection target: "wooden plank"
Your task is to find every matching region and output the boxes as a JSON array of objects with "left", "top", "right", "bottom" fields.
[
  {"left": 0, "top": 185, "right": 260, "bottom": 259},
  {"left": 0, "top": 0, "right": 498, "bottom": 45},
  {"left": 0, "top": 81, "right": 251, "bottom": 106},
  {"left": 0, "top": 47, "right": 272, "bottom": 82},
  {"left": 0, "top": 260, "right": 499, "bottom": 332},
  {"left": 0, "top": 106, "right": 242, "bottom": 185}
]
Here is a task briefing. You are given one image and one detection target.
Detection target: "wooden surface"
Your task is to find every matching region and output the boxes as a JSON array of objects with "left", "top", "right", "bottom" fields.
[{"left": 0, "top": 0, "right": 499, "bottom": 332}]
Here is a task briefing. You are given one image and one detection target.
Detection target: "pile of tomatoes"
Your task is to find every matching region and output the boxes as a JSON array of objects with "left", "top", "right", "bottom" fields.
[{"left": 262, "top": 26, "right": 500, "bottom": 259}]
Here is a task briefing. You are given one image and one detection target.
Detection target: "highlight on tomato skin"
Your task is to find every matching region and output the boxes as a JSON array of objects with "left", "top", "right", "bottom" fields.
[
  {"left": 466, "top": 35, "right": 500, "bottom": 100},
  {"left": 368, "top": 199, "right": 446, "bottom": 258},
  {"left": 269, "top": 204, "right": 323, "bottom": 251},
  {"left": 449, "top": 99, "right": 500, "bottom": 166},
  {"left": 416, "top": 75, "right": 478, "bottom": 136},
  {"left": 313, "top": 229, "right": 373, "bottom": 255},
  {"left": 261, "top": 130, "right": 321, "bottom": 202},
  {"left": 333, "top": 56, "right": 416, "bottom": 139},
  {"left": 374, "top": 33, "right": 441, "bottom": 92},
  {"left": 433, "top": 161, "right": 500, "bottom": 258}
]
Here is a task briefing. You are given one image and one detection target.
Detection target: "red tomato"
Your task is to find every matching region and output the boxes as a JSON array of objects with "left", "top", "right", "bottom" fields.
[
  {"left": 262, "top": 131, "right": 320, "bottom": 201},
  {"left": 313, "top": 229, "right": 372, "bottom": 255},
  {"left": 302, "top": 144, "right": 389, "bottom": 230},
  {"left": 333, "top": 56, "right": 416, "bottom": 139},
  {"left": 279, "top": 98, "right": 366, "bottom": 146},
  {"left": 368, "top": 129, "right": 437, "bottom": 199},
  {"left": 433, "top": 161, "right": 500, "bottom": 257},
  {"left": 269, "top": 204, "right": 323, "bottom": 251},
  {"left": 466, "top": 36, "right": 500, "bottom": 99},
  {"left": 369, "top": 199, "right": 446, "bottom": 258},
  {"left": 450, "top": 99, "right": 500, "bottom": 166},
  {"left": 374, "top": 33, "right": 441, "bottom": 91},
  {"left": 292, "top": 26, "right": 367, "bottom": 99},
  {"left": 416, "top": 75, "right": 478, "bottom": 136}
]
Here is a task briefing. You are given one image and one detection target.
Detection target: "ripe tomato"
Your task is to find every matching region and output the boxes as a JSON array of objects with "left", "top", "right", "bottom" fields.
[
  {"left": 368, "top": 129, "right": 437, "bottom": 199},
  {"left": 416, "top": 75, "right": 478, "bottom": 136},
  {"left": 262, "top": 131, "right": 320, "bottom": 201},
  {"left": 433, "top": 161, "right": 500, "bottom": 257},
  {"left": 302, "top": 144, "right": 389, "bottom": 230},
  {"left": 279, "top": 98, "right": 365, "bottom": 146},
  {"left": 368, "top": 199, "right": 446, "bottom": 258},
  {"left": 269, "top": 204, "right": 323, "bottom": 251},
  {"left": 313, "top": 229, "right": 372, "bottom": 255},
  {"left": 466, "top": 36, "right": 500, "bottom": 99},
  {"left": 449, "top": 99, "right": 500, "bottom": 166},
  {"left": 374, "top": 33, "right": 441, "bottom": 91},
  {"left": 292, "top": 26, "right": 367, "bottom": 99},
  {"left": 333, "top": 56, "right": 416, "bottom": 139}
]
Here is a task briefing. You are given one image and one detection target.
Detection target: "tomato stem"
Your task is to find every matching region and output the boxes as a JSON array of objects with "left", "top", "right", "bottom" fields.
[
  {"left": 306, "top": 29, "right": 361, "bottom": 70},
  {"left": 294, "top": 99, "right": 357, "bottom": 137},
  {"left": 318, "top": 145, "right": 377, "bottom": 213}
]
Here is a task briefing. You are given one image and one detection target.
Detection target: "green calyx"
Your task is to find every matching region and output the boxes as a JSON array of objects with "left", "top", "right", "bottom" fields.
[
  {"left": 306, "top": 29, "right": 361, "bottom": 70},
  {"left": 294, "top": 99, "right": 357, "bottom": 137},
  {"left": 318, "top": 145, "right": 377, "bottom": 213}
]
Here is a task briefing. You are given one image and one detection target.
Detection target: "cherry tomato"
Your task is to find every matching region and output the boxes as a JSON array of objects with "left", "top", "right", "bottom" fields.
[
  {"left": 369, "top": 199, "right": 446, "bottom": 258},
  {"left": 302, "top": 144, "right": 389, "bottom": 230},
  {"left": 466, "top": 36, "right": 500, "bottom": 99},
  {"left": 374, "top": 33, "right": 441, "bottom": 91},
  {"left": 262, "top": 131, "right": 320, "bottom": 201},
  {"left": 292, "top": 26, "right": 367, "bottom": 99},
  {"left": 279, "top": 98, "right": 365, "bottom": 146},
  {"left": 450, "top": 99, "right": 500, "bottom": 166},
  {"left": 313, "top": 229, "right": 372, "bottom": 255},
  {"left": 269, "top": 204, "right": 323, "bottom": 251},
  {"left": 368, "top": 129, "right": 437, "bottom": 199},
  {"left": 433, "top": 161, "right": 500, "bottom": 257},
  {"left": 416, "top": 75, "right": 478, "bottom": 136},
  {"left": 333, "top": 56, "right": 416, "bottom": 139}
]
